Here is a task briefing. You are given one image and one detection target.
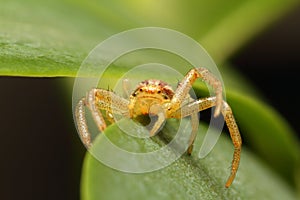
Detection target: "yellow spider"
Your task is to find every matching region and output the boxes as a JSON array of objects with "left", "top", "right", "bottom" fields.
[{"left": 75, "top": 67, "right": 242, "bottom": 188}]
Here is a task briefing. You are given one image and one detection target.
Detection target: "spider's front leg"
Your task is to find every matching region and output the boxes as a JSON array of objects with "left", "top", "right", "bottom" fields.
[
  {"left": 75, "top": 89, "right": 129, "bottom": 148},
  {"left": 172, "top": 97, "right": 242, "bottom": 188},
  {"left": 167, "top": 67, "right": 223, "bottom": 117}
]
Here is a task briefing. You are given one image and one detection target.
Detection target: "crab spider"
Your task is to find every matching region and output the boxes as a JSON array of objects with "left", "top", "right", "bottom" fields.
[{"left": 75, "top": 67, "right": 242, "bottom": 188}]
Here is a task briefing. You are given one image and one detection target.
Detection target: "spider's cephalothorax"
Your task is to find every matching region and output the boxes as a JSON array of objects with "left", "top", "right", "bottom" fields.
[
  {"left": 75, "top": 67, "right": 242, "bottom": 188},
  {"left": 128, "top": 79, "right": 174, "bottom": 118}
]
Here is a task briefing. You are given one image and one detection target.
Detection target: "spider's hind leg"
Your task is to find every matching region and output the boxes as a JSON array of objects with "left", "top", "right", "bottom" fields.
[
  {"left": 122, "top": 78, "right": 132, "bottom": 99},
  {"left": 187, "top": 112, "right": 199, "bottom": 155},
  {"left": 174, "top": 96, "right": 242, "bottom": 187}
]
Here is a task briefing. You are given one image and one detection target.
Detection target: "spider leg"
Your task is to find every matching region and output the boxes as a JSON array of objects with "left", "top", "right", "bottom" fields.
[
  {"left": 75, "top": 98, "right": 92, "bottom": 148},
  {"left": 187, "top": 111, "right": 199, "bottom": 154},
  {"left": 168, "top": 67, "right": 223, "bottom": 117},
  {"left": 149, "top": 104, "right": 166, "bottom": 136},
  {"left": 171, "top": 96, "right": 242, "bottom": 188},
  {"left": 122, "top": 78, "right": 132, "bottom": 99},
  {"left": 222, "top": 102, "right": 242, "bottom": 188},
  {"left": 75, "top": 89, "right": 129, "bottom": 148},
  {"left": 86, "top": 89, "right": 107, "bottom": 132}
]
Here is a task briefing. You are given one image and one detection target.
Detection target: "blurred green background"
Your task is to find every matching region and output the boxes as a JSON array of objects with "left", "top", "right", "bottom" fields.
[{"left": 0, "top": 0, "right": 300, "bottom": 199}]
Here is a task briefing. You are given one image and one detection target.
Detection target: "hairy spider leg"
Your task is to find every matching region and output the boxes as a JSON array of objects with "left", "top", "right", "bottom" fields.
[
  {"left": 75, "top": 98, "right": 92, "bottom": 148},
  {"left": 187, "top": 111, "right": 199, "bottom": 154},
  {"left": 122, "top": 78, "right": 132, "bottom": 99},
  {"left": 171, "top": 96, "right": 242, "bottom": 188},
  {"left": 167, "top": 67, "right": 223, "bottom": 118},
  {"left": 148, "top": 104, "right": 167, "bottom": 136},
  {"left": 75, "top": 89, "right": 129, "bottom": 148},
  {"left": 86, "top": 89, "right": 108, "bottom": 131}
]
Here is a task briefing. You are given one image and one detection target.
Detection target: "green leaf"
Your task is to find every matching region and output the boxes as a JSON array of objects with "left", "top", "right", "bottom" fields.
[
  {"left": 81, "top": 120, "right": 298, "bottom": 200},
  {"left": 1, "top": 0, "right": 299, "bottom": 76},
  {"left": 79, "top": 78, "right": 300, "bottom": 199}
]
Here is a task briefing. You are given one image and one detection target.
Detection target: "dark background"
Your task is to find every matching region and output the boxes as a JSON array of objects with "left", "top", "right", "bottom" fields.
[
  {"left": 232, "top": 6, "right": 300, "bottom": 137},
  {"left": 0, "top": 6, "right": 299, "bottom": 200}
]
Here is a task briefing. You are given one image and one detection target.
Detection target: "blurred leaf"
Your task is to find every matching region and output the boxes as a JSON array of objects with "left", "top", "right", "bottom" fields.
[
  {"left": 0, "top": 0, "right": 299, "bottom": 76},
  {"left": 81, "top": 121, "right": 298, "bottom": 200},
  {"left": 227, "top": 90, "right": 300, "bottom": 183},
  {"left": 199, "top": 0, "right": 300, "bottom": 63}
]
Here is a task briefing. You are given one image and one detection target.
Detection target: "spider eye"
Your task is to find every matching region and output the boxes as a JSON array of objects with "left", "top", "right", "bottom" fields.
[
  {"left": 157, "top": 90, "right": 161, "bottom": 94},
  {"left": 164, "top": 96, "right": 168, "bottom": 100},
  {"left": 139, "top": 88, "right": 143, "bottom": 92},
  {"left": 132, "top": 93, "right": 137, "bottom": 97}
]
